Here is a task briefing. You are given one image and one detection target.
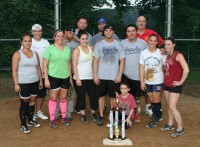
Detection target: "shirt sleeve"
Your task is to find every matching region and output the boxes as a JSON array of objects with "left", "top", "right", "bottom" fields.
[
  {"left": 43, "top": 46, "right": 51, "bottom": 60},
  {"left": 93, "top": 42, "right": 100, "bottom": 58},
  {"left": 129, "top": 94, "right": 137, "bottom": 109},
  {"left": 139, "top": 51, "right": 145, "bottom": 64},
  {"left": 118, "top": 41, "right": 125, "bottom": 59}
]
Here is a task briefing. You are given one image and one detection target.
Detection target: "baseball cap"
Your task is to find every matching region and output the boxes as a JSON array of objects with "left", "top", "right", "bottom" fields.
[
  {"left": 102, "top": 24, "right": 113, "bottom": 36},
  {"left": 32, "top": 24, "right": 42, "bottom": 30},
  {"left": 98, "top": 18, "right": 107, "bottom": 24},
  {"left": 65, "top": 25, "right": 76, "bottom": 33}
]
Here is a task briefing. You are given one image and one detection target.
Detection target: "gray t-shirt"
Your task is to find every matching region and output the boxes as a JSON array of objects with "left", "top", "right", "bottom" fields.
[
  {"left": 66, "top": 40, "right": 79, "bottom": 53},
  {"left": 90, "top": 33, "right": 119, "bottom": 47},
  {"left": 121, "top": 38, "right": 148, "bottom": 80},
  {"left": 93, "top": 39, "right": 125, "bottom": 80}
]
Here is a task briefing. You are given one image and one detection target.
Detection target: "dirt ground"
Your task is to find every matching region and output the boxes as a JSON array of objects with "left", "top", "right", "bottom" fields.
[{"left": 0, "top": 94, "right": 200, "bottom": 147}]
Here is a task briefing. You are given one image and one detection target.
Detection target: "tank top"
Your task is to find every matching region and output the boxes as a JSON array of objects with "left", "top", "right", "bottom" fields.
[
  {"left": 73, "top": 46, "right": 93, "bottom": 80},
  {"left": 18, "top": 50, "right": 39, "bottom": 84},
  {"left": 164, "top": 51, "right": 183, "bottom": 87}
]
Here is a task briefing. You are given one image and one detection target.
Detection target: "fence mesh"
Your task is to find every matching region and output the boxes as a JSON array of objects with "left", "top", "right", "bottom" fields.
[{"left": 0, "top": 0, "right": 200, "bottom": 98}]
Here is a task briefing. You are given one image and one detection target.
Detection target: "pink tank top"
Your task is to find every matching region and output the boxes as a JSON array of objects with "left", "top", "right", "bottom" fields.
[{"left": 164, "top": 51, "right": 183, "bottom": 87}]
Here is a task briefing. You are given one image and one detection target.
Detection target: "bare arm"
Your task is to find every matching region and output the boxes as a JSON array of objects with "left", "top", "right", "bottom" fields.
[
  {"left": 115, "top": 58, "right": 124, "bottom": 83},
  {"left": 126, "top": 108, "right": 134, "bottom": 126},
  {"left": 172, "top": 54, "right": 189, "bottom": 86},
  {"left": 43, "top": 58, "right": 50, "bottom": 88},
  {"left": 93, "top": 57, "right": 100, "bottom": 85},
  {"left": 12, "top": 51, "right": 21, "bottom": 92},
  {"left": 140, "top": 64, "right": 146, "bottom": 91},
  {"left": 35, "top": 52, "right": 43, "bottom": 90},
  {"left": 72, "top": 48, "right": 81, "bottom": 86}
]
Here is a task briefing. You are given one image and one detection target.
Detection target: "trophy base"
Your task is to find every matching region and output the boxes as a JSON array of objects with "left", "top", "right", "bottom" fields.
[{"left": 103, "top": 138, "right": 133, "bottom": 146}]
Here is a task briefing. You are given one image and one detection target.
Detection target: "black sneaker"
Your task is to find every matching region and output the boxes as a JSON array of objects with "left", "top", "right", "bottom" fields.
[
  {"left": 90, "top": 113, "right": 97, "bottom": 123},
  {"left": 81, "top": 115, "right": 88, "bottom": 124},
  {"left": 160, "top": 124, "right": 175, "bottom": 131},
  {"left": 27, "top": 120, "right": 41, "bottom": 128},
  {"left": 97, "top": 116, "right": 104, "bottom": 126},
  {"left": 171, "top": 128, "right": 185, "bottom": 138},
  {"left": 20, "top": 125, "right": 30, "bottom": 134},
  {"left": 145, "top": 120, "right": 158, "bottom": 128}
]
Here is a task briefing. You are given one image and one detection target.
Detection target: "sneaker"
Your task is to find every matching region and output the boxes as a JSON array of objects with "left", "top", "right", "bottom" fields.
[
  {"left": 75, "top": 109, "right": 81, "bottom": 115},
  {"left": 27, "top": 120, "right": 41, "bottom": 128},
  {"left": 90, "top": 113, "right": 97, "bottom": 123},
  {"left": 97, "top": 116, "right": 104, "bottom": 126},
  {"left": 61, "top": 118, "right": 70, "bottom": 126},
  {"left": 145, "top": 107, "right": 153, "bottom": 117},
  {"left": 20, "top": 125, "right": 30, "bottom": 134},
  {"left": 33, "top": 114, "right": 37, "bottom": 121},
  {"left": 160, "top": 124, "right": 175, "bottom": 131},
  {"left": 81, "top": 115, "right": 88, "bottom": 124},
  {"left": 171, "top": 129, "right": 185, "bottom": 138},
  {"left": 137, "top": 106, "right": 141, "bottom": 114},
  {"left": 145, "top": 121, "right": 158, "bottom": 128},
  {"left": 67, "top": 113, "right": 73, "bottom": 121},
  {"left": 49, "top": 120, "right": 58, "bottom": 128},
  {"left": 35, "top": 111, "right": 48, "bottom": 120}
]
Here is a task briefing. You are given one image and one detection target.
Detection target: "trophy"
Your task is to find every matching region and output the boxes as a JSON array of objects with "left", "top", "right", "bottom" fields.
[{"left": 103, "top": 92, "right": 132, "bottom": 145}]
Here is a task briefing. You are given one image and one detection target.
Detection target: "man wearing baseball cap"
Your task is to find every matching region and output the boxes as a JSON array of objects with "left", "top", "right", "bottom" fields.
[
  {"left": 90, "top": 18, "right": 119, "bottom": 47},
  {"left": 93, "top": 24, "right": 125, "bottom": 126},
  {"left": 31, "top": 24, "right": 50, "bottom": 120}
]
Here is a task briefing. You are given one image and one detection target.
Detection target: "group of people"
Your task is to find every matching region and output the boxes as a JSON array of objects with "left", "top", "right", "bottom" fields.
[{"left": 12, "top": 15, "right": 189, "bottom": 138}]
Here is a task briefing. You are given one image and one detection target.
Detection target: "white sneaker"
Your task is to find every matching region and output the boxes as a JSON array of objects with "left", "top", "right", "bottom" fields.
[
  {"left": 145, "top": 107, "right": 153, "bottom": 117},
  {"left": 137, "top": 106, "right": 141, "bottom": 114},
  {"left": 35, "top": 111, "right": 48, "bottom": 120}
]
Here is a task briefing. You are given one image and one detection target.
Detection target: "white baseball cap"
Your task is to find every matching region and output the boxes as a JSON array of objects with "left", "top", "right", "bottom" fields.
[{"left": 32, "top": 24, "right": 42, "bottom": 30}]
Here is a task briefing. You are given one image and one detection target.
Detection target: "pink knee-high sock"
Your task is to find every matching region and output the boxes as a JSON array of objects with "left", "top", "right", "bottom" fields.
[
  {"left": 48, "top": 99, "right": 57, "bottom": 121},
  {"left": 60, "top": 99, "right": 67, "bottom": 119}
]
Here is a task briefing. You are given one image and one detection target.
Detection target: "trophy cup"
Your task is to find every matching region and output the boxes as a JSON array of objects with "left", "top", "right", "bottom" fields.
[{"left": 103, "top": 92, "right": 133, "bottom": 145}]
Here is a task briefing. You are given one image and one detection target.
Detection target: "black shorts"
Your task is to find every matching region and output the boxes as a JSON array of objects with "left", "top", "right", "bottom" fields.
[
  {"left": 97, "top": 80, "right": 119, "bottom": 98},
  {"left": 37, "top": 79, "right": 47, "bottom": 98},
  {"left": 48, "top": 75, "right": 70, "bottom": 90},
  {"left": 122, "top": 75, "right": 142, "bottom": 97},
  {"left": 19, "top": 81, "right": 39, "bottom": 98},
  {"left": 163, "top": 84, "right": 183, "bottom": 94}
]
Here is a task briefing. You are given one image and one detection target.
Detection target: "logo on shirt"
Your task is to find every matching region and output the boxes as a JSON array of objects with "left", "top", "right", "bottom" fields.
[
  {"left": 125, "top": 46, "right": 142, "bottom": 55},
  {"left": 102, "top": 47, "right": 118, "bottom": 55}
]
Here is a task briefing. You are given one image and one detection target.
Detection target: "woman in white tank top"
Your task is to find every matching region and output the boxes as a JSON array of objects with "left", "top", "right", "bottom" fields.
[{"left": 72, "top": 30, "right": 98, "bottom": 124}]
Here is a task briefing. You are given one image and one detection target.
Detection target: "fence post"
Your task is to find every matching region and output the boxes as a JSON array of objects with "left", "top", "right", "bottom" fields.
[
  {"left": 54, "top": 0, "right": 60, "bottom": 30},
  {"left": 166, "top": 0, "right": 173, "bottom": 37}
]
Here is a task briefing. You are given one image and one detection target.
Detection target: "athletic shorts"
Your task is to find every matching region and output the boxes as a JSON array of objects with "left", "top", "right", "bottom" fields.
[
  {"left": 48, "top": 75, "right": 70, "bottom": 90},
  {"left": 163, "top": 84, "right": 183, "bottom": 94},
  {"left": 97, "top": 80, "right": 119, "bottom": 98},
  {"left": 145, "top": 84, "right": 163, "bottom": 93},
  {"left": 19, "top": 81, "right": 39, "bottom": 98},
  {"left": 122, "top": 75, "right": 142, "bottom": 97},
  {"left": 37, "top": 79, "right": 47, "bottom": 98}
]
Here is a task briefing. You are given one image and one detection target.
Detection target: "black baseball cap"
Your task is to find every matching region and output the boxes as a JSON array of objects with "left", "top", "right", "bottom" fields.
[
  {"left": 65, "top": 25, "right": 76, "bottom": 33},
  {"left": 102, "top": 25, "right": 114, "bottom": 36}
]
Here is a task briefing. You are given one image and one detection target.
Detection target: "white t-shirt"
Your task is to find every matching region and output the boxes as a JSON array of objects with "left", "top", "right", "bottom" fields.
[
  {"left": 139, "top": 48, "right": 166, "bottom": 84},
  {"left": 31, "top": 38, "right": 50, "bottom": 75}
]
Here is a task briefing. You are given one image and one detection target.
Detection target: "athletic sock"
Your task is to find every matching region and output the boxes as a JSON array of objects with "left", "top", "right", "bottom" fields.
[
  {"left": 20, "top": 99, "right": 29, "bottom": 126},
  {"left": 48, "top": 99, "right": 57, "bottom": 121},
  {"left": 151, "top": 103, "right": 157, "bottom": 121},
  {"left": 60, "top": 99, "right": 67, "bottom": 119},
  {"left": 28, "top": 105, "right": 35, "bottom": 122}
]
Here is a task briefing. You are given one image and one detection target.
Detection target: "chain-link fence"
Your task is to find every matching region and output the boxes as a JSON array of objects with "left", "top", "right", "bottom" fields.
[{"left": 0, "top": 0, "right": 200, "bottom": 98}]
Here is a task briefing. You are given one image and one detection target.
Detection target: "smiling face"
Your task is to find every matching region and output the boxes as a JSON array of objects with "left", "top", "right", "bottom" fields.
[
  {"left": 136, "top": 16, "right": 147, "bottom": 30},
  {"left": 79, "top": 34, "right": 88, "bottom": 47},
  {"left": 65, "top": 31, "right": 75, "bottom": 41},
  {"left": 32, "top": 29, "right": 42, "bottom": 41},
  {"left": 104, "top": 28, "right": 114, "bottom": 39},
  {"left": 127, "top": 26, "right": 137, "bottom": 40},
  {"left": 164, "top": 40, "right": 175, "bottom": 53},
  {"left": 54, "top": 31, "right": 64, "bottom": 45},
  {"left": 148, "top": 35, "right": 158, "bottom": 48},
  {"left": 21, "top": 35, "right": 32, "bottom": 49},
  {"left": 120, "top": 84, "right": 130, "bottom": 95}
]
